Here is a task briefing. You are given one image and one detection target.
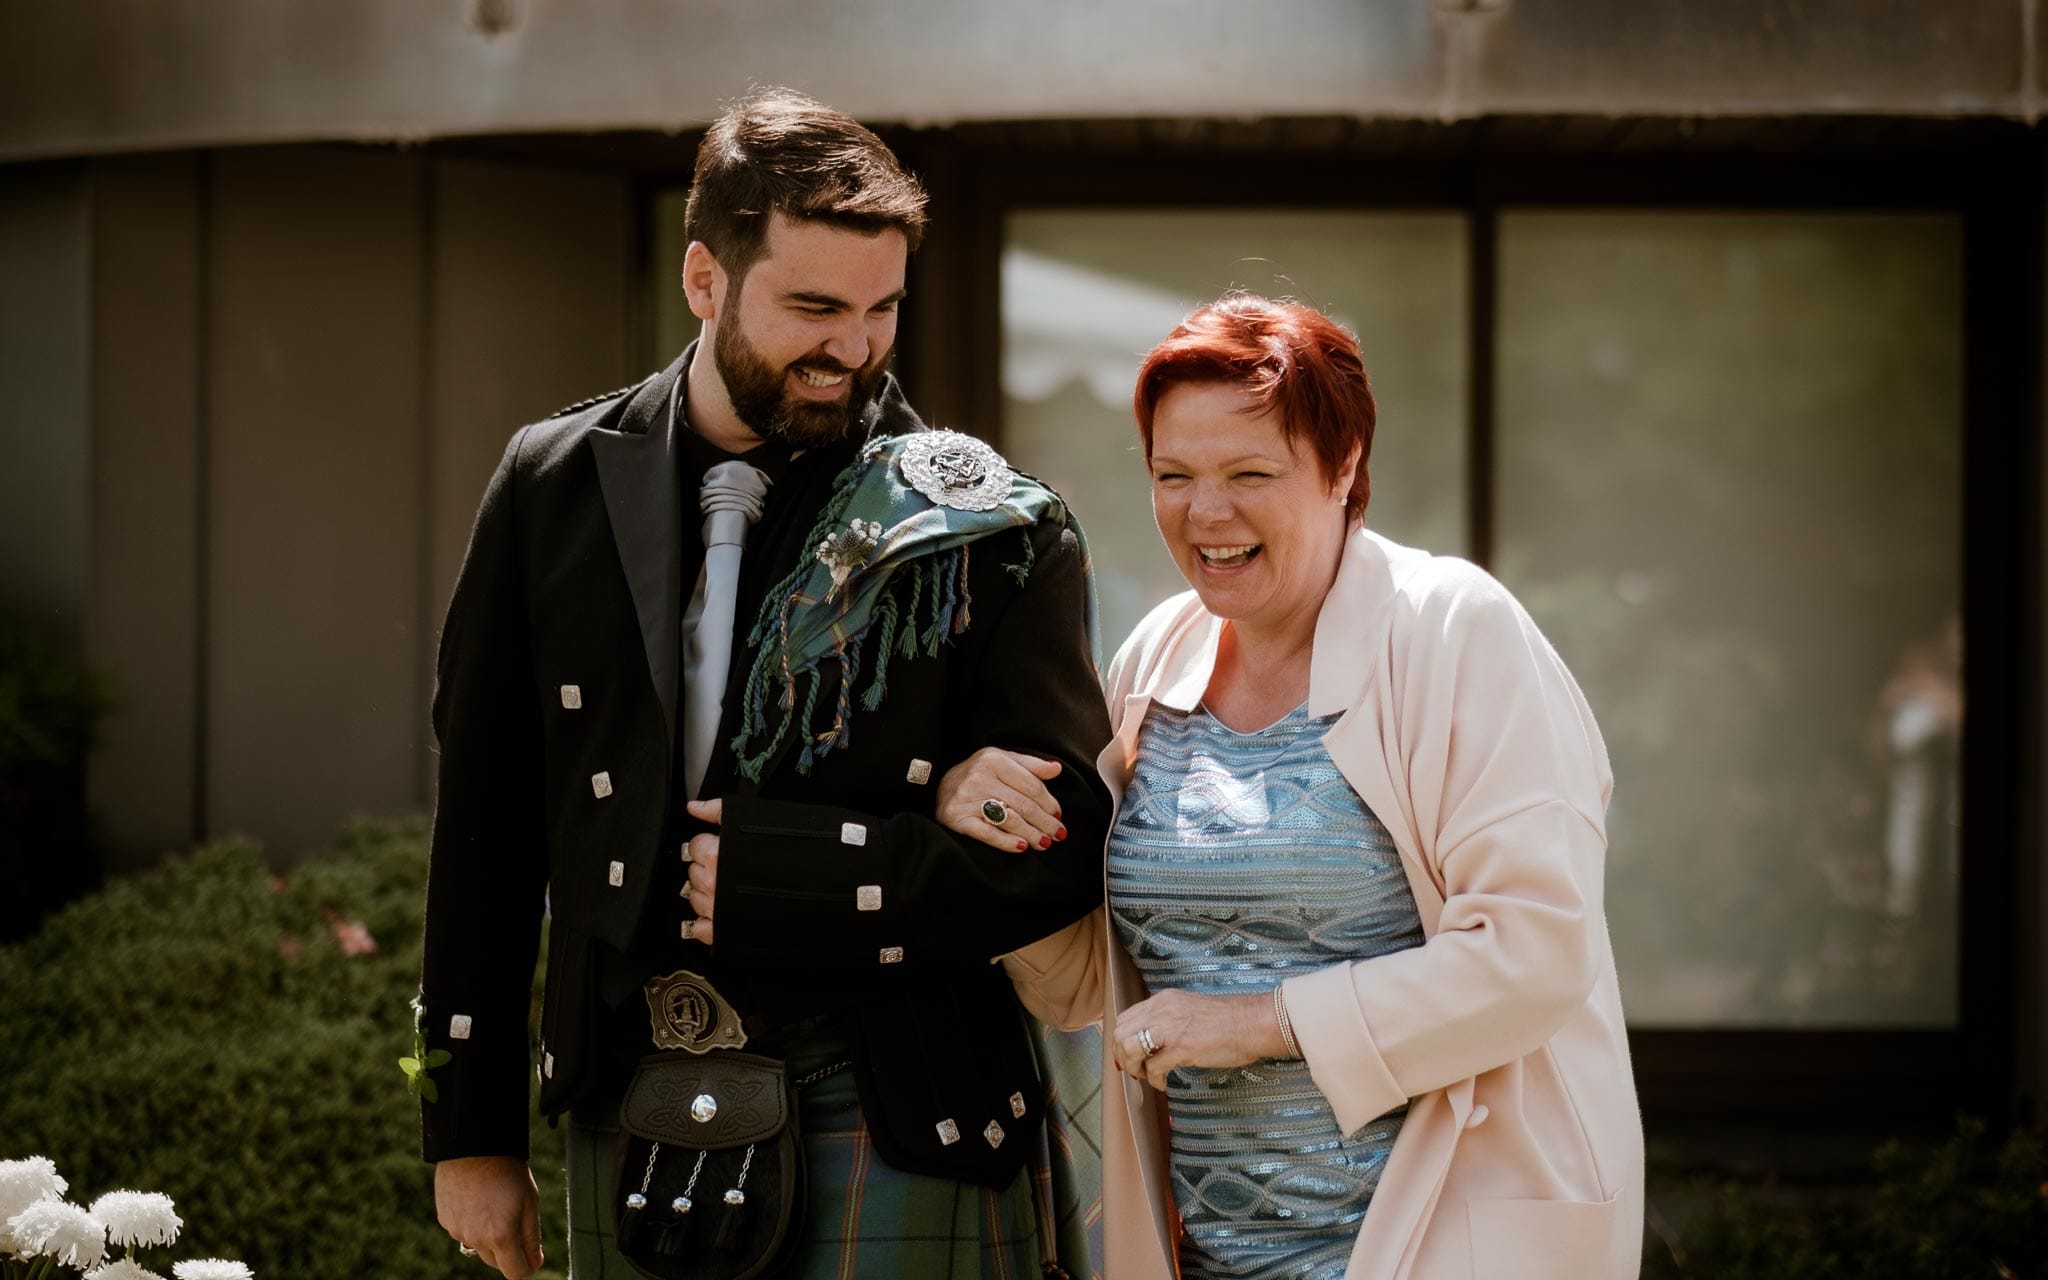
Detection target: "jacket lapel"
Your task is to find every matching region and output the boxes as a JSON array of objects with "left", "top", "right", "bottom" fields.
[{"left": 591, "top": 348, "right": 691, "bottom": 748}]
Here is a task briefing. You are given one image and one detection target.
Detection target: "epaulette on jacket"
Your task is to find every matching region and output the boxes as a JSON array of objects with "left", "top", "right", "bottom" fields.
[{"left": 543, "top": 384, "right": 638, "bottom": 420}]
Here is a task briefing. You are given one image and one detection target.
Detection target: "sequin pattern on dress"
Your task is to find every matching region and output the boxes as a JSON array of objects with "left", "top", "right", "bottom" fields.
[{"left": 1108, "top": 700, "right": 1426, "bottom": 1280}]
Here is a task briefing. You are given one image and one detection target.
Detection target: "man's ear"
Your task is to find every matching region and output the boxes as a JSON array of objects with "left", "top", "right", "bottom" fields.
[{"left": 682, "top": 241, "right": 724, "bottom": 322}]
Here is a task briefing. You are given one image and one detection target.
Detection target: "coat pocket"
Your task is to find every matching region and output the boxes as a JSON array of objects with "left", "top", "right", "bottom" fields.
[{"left": 1466, "top": 1193, "right": 1620, "bottom": 1280}]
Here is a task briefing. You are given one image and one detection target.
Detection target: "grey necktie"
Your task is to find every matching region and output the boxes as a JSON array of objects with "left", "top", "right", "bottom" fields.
[{"left": 682, "top": 459, "right": 770, "bottom": 798}]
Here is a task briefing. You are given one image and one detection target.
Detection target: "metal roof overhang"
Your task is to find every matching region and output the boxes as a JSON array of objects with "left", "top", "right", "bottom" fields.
[{"left": 0, "top": 0, "right": 2038, "bottom": 164}]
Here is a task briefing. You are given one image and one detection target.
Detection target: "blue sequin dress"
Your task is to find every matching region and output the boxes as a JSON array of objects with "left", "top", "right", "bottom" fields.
[{"left": 1108, "top": 700, "right": 1426, "bottom": 1280}]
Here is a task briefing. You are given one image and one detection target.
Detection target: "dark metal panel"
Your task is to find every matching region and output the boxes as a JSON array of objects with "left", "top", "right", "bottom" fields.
[
  {"left": 205, "top": 147, "right": 428, "bottom": 857},
  {"left": 1631, "top": 1030, "right": 1965, "bottom": 1120},
  {"left": 2030, "top": 136, "right": 2048, "bottom": 1119},
  {"left": 84, "top": 153, "right": 204, "bottom": 864},
  {"left": 1956, "top": 138, "right": 2035, "bottom": 1111},
  {"left": 0, "top": 166, "right": 91, "bottom": 634},
  {"left": 894, "top": 132, "right": 978, "bottom": 435}
]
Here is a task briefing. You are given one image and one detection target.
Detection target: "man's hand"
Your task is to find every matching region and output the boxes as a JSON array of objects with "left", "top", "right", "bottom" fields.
[
  {"left": 683, "top": 798, "right": 722, "bottom": 944},
  {"left": 435, "top": 1155, "right": 543, "bottom": 1278}
]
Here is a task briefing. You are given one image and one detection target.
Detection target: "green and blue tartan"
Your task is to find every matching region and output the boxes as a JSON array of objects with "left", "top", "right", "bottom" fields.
[
  {"left": 730, "top": 433, "right": 1087, "bottom": 782},
  {"left": 564, "top": 1022, "right": 1104, "bottom": 1278}
]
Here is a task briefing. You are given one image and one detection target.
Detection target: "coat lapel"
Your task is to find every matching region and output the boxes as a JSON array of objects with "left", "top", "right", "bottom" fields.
[{"left": 591, "top": 348, "right": 691, "bottom": 748}]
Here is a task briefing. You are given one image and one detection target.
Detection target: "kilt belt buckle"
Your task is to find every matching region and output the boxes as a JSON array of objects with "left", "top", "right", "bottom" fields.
[{"left": 643, "top": 968, "right": 749, "bottom": 1054}]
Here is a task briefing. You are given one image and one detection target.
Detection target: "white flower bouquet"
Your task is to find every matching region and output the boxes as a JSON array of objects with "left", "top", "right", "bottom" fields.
[{"left": 0, "top": 1157, "right": 252, "bottom": 1280}]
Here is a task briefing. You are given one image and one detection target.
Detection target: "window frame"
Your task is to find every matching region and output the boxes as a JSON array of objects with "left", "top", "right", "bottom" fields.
[{"left": 908, "top": 127, "right": 2038, "bottom": 1123}]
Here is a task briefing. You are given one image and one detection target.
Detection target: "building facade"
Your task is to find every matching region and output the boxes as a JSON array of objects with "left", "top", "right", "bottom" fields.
[{"left": 2, "top": 0, "right": 2041, "bottom": 1138}]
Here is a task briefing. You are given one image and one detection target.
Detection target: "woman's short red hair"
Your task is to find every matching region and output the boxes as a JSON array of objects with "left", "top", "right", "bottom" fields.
[{"left": 1133, "top": 294, "right": 1375, "bottom": 512}]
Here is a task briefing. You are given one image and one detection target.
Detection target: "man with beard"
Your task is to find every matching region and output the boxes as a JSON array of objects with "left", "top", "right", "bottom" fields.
[{"left": 414, "top": 89, "right": 1110, "bottom": 1279}]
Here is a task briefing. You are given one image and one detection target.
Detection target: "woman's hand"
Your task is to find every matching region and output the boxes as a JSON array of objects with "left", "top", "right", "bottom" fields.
[
  {"left": 1112, "top": 988, "right": 1290, "bottom": 1091},
  {"left": 935, "top": 747, "right": 1066, "bottom": 852}
]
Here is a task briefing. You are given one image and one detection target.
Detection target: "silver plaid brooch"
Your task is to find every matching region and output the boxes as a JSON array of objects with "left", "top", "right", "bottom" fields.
[
  {"left": 817, "top": 518, "right": 883, "bottom": 599},
  {"left": 899, "top": 431, "right": 1012, "bottom": 512}
]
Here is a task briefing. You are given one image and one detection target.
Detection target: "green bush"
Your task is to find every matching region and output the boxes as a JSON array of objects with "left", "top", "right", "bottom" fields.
[
  {"left": 0, "top": 820, "right": 568, "bottom": 1279},
  {"left": 1648, "top": 1116, "right": 2048, "bottom": 1279}
]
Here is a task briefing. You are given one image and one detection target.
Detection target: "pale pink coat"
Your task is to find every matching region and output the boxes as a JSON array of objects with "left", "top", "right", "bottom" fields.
[{"left": 1005, "top": 528, "right": 1644, "bottom": 1279}]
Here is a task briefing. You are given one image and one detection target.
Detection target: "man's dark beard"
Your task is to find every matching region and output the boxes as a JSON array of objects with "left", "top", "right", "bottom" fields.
[{"left": 713, "top": 311, "right": 890, "bottom": 450}]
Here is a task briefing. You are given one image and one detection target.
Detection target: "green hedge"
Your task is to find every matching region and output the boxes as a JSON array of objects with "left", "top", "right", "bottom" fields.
[
  {"left": 1647, "top": 1116, "right": 2048, "bottom": 1278},
  {"left": 12, "top": 815, "right": 2043, "bottom": 1279},
  {"left": 0, "top": 821, "right": 568, "bottom": 1279}
]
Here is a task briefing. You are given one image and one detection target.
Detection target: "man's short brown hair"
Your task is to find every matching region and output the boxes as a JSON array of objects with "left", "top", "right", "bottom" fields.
[{"left": 684, "top": 87, "right": 929, "bottom": 281}]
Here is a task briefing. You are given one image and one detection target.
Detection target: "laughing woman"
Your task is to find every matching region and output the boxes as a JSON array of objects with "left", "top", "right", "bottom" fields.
[{"left": 936, "top": 296, "right": 1644, "bottom": 1279}]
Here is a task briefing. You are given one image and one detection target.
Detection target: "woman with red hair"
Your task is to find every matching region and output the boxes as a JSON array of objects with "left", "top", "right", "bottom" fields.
[{"left": 937, "top": 295, "right": 1643, "bottom": 1278}]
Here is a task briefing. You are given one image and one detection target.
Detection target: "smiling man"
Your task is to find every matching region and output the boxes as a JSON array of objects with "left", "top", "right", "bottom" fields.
[{"left": 414, "top": 89, "right": 1110, "bottom": 1279}]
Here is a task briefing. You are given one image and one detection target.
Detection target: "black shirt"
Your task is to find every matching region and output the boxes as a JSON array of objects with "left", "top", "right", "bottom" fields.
[{"left": 593, "top": 401, "right": 859, "bottom": 1072}]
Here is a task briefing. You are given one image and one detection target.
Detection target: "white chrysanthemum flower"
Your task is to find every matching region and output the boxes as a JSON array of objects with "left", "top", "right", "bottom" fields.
[
  {"left": 90, "top": 1190, "right": 182, "bottom": 1248},
  {"left": 0, "top": 1155, "right": 68, "bottom": 1224},
  {"left": 87, "top": 1260, "right": 169, "bottom": 1280},
  {"left": 172, "top": 1261, "right": 254, "bottom": 1280},
  {"left": 7, "top": 1197, "right": 108, "bottom": 1268}
]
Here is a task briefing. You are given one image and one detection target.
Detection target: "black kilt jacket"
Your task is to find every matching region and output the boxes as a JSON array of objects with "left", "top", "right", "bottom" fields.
[{"left": 416, "top": 351, "right": 1112, "bottom": 1188}]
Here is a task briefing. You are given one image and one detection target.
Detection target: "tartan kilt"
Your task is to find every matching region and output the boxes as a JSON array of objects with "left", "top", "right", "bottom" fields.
[{"left": 565, "top": 1021, "right": 1102, "bottom": 1280}]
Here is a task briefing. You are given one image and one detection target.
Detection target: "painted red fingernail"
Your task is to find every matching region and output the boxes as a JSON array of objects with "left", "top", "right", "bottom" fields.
[
  {"left": 1055, "top": 826, "right": 1067, "bottom": 841},
  {"left": 1016, "top": 840, "right": 1029, "bottom": 851}
]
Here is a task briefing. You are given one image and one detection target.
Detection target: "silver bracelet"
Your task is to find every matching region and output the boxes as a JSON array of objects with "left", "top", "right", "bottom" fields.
[{"left": 1273, "top": 984, "right": 1300, "bottom": 1059}]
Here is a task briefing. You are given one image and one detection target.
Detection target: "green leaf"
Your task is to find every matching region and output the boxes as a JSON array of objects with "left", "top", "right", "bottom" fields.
[
  {"left": 398, "top": 1056, "right": 422, "bottom": 1075},
  {"left": 425, "top": 1049, "right": 452, "bottom": 1068},
  {"left": 417, "top": 1077, "right": 439, "bottom": 1103}
]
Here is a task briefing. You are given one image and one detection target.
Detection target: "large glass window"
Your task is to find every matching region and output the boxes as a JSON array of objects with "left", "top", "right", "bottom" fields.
[
  {"left": 999, "top": 205, "right": 1965, "bottom": 1033},
  {"left": 1495, "top": 212, "right": 1964, "bottom": 1029},
  {"left": 1001, "top": 209, "right": 1469, "bottom": 648}
]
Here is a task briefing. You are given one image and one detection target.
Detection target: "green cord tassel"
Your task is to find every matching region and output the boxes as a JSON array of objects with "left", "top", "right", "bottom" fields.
[
  {"left": 794, "top": 670, "right": 826, "bottom": 773},
  {"left": 899, "top": 559, "right": 925, "bottom": 657},
  {"left": 1006, "top": 524, "right": 1037, "bottom": 586},
  {"left": 864, "top": 596, "right": 900, "bottom": 711},
  {"left": 955, "top": 542, "right": 973, "bottom": 634},
  {"left": 919, "top": 557, "right": 951, "bottom": 654}
]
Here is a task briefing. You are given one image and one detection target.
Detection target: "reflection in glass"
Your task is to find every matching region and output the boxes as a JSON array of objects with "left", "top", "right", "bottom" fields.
[
  {"left": 1496, "top": 212, "right": 1964, "bottom": 1029},
  {"left": 1002, "top": 210, "right": 1468, "bottom": 649}
]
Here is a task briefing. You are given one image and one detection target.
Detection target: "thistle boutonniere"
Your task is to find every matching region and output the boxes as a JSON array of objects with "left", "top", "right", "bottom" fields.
[
  {"left": 398, "top": 997, "right": 452, "bottom": 1103},
  {"left": 816, "top": 519, "right": 884, "bottom": 601}
]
